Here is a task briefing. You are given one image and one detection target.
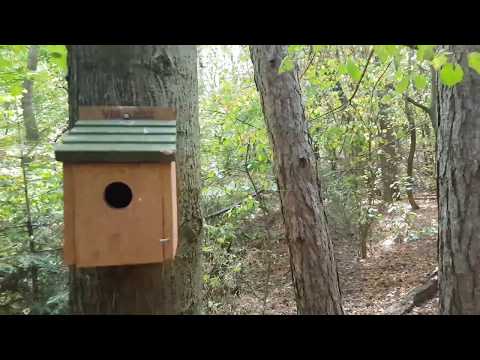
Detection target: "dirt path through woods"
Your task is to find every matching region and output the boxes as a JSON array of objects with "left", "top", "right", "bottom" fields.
[{"left": 218, "top": 195, "right": 438, "bottom": 315}]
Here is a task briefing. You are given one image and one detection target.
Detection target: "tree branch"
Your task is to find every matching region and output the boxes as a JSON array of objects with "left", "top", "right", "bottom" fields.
[
  {"left": 349, "top": 47, "right": 375, "bottom": 102},
  {"left": 313, "top": 47, "right": 375, "bottom": 121},
  {"left": 404, "top": 95, "right": 432, "bottom": 116},
  {"left": 300, "top": 46, "right": 316, "bottom": 80},
  {"left": 204, "top": 190, "right": 265, "bottom": 220},
  {"left": 369, "top": 60, "right": 392, "bottom": 106}
]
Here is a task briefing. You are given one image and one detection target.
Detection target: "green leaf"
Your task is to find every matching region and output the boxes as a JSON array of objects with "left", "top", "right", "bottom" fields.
[
  {"left": 44, "top": 45, "right": 67, "bottom": 72},
  {"left": 440, "top": 63, "right": 464, "bottom": 87},
  {"left": 414, "top": 74, "right": 428, "bottom": 90},
  {"left": 395, "top": 76, "right": 409, "bottom": 93},
  {"left": 417, "top": 45, "right": 436, "bottom": 62},
  {"left": 346, "top": 59, "right": 361, "bottom": 81},
  {"left": 0, "top": 94, "right": 15, "bottom": 104},
  {"left": 468, "top": 51, "right": 480, "bottom": 75},
  {"left": 385, "top": 45, "right": 400, "bottom": 59},
  {"left": 10, "top": 84, "right": 24, "bottom": 96},
  {"left": 11, "top": 45, "right": 27, "bottom": 54},
  {"left": 0, "top": 57, "right": 12, "bottom": 68},
  {"left": 431, "top": 54, "right": 448, "bottom": 70},
  {"left": 44, "top": 45, "right": 66, "bottom": 55},
  {"left": 287, "top": 45, "right": 303, "bottom": 55},
  {"left": 278, "top": 56, "right": 294, "bottom": 74},
  {"left": 374, "top": 45, "right": 390, "bottom": 63},
  {"left": 338, "top": 64, "right": 348, "bottom": 75}
]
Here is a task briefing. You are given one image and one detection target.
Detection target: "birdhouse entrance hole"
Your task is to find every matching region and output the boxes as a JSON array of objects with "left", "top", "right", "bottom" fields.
[{"left": 104, "top": 182, "right": 133, "bottom": 209}]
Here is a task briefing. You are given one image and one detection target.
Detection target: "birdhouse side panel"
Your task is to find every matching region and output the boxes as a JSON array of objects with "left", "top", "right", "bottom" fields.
[
  {"left": 171, "top": 162, "right": 178, "bottom": 258},
  {"left": 63, "top": 164, "right": 76, "bottom": 265},
  {"left": 157, "top": 161, "right": 178, "bottom": 261}
]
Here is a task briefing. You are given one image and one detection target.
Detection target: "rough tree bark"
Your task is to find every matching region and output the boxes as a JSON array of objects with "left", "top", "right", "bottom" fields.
[
  {"left": 438, "top": 45, "right": 480, "bottom": 314},
  {"left": 250, "top": 45, "right": 343, "bottom": 314},
  {"left": 66, "top": 45, "right": 203, "bottom": 314},
  {"left": 21, "top": 45, "right": 40, "bottom": 142}
]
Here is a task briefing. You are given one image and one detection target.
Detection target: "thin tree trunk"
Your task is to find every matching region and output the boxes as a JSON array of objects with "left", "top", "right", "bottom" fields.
[
  {"left": 20, "top": 45, "right": 40, "bottom": 305},
  {"left": 250, "top": 45, "right": 343, "bottom": 314},
  {"left": 359, "top": 131, "right": 376, "bottom": 259},
  {"left": 438, "top": 45, "right": 480, "bottom": 314},
  {"left": 359, "top": 222, "right": 369, "bottom": 259},
  {"left": 20, "top": 153, "right": 38, "bottom": 302},
  {"left": 67, "top": 45, "right": 203, "bottom": 314},
  {"left": 21, "top": 45, "right": 40, "bottom": 142},
  {"left": 378, "top": 96, "right": 398, "bottom": 203},
  {"left": 404, "top": 98, "right": 420, "bottom": 210}
]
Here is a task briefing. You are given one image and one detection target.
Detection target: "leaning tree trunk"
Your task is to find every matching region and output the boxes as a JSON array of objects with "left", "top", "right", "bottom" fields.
[
  {"left": 404, "top": 98, "right": 420, "bottom": 210},
  {"left": 250, "top": 45, "right": 343, "bottom": 315},
  {"left": 66, "top": 45, "right": 203, "bottom": 314},
  {"left": 21, "top": 45, "right": 40, "bottom": 142},
  {"left": 438, "top": 45, "right": 480, "bottom": 314}
]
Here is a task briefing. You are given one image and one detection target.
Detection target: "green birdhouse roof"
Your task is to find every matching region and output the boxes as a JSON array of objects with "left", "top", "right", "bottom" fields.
[{"left": 54, "top": 119, "right": 176, "bottom": 163}]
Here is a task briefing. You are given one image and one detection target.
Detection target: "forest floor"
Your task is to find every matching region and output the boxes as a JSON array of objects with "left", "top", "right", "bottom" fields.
[{"left": 222, "top": 194, "right": 438, "bottom": 315}]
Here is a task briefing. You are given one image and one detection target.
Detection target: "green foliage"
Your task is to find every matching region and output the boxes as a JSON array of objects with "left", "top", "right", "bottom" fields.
[
  {"left": 198, "top": 46, "right": 279, "bottom": 312},
  {"left": 431, "top": 54, "right": 448, "bottom": 70},
  {"left": 395, "top": 75, "right": 409, "bottom": 93},
  {"left": 413, "top": 46, "right": 480, "bottom": 87},
  {"left": 414, "top": 74, "right": 428, "bottom": 90},
  {"left": 417, "top": 45, "right": 436, "bottom": 62},
  {"left": 346, "top": 58, "right": 362, "bottom": 81},
  {"left": 0, "top": 45, "right": 68, "bottom": 314},
  {"left": 467, "top": 51, "right": 480, "bottom": 75},
  {"left": 43, "top": 45, "right": 67, "bottom": 73},
  {"left": 374, "top": 45, "right": 401, "bottom": 63},
  {"left": 440, "top": 62, "right": 464, "bottom": 87},
  {"left": 279, "top": 56, "right": 294, "bottom": 74},
  {"left": 279, "top": 45, "right": 306, "bottom": 74}
]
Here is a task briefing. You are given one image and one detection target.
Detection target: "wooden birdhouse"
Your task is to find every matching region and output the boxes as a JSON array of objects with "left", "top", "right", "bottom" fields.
[{"left": 54, "top": 106, "right": 178, "bottom": 268}]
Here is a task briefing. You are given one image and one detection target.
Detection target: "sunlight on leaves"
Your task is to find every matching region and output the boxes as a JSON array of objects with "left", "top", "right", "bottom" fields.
[
  {"left": 468, "top": 51, "right": 480, "bottom": 75},
  {"left": 440, "top": 62, "right": 464, "bottom": 87}
]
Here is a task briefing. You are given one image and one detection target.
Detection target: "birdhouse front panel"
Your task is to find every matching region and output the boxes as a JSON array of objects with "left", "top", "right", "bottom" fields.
[{"left": 55, "top": 107, "right": 178, "bottom": 268}]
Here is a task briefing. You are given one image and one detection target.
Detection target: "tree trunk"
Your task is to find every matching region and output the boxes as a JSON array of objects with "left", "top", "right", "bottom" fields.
[
  {"left": 404, "top": 98, "right": 420, "bottom": 210},
  {"left": 359, "top": 222, "right": 369, "bottom": 259},
  {"left": 250, "top": 45, "right": 343, "bottom": 314},
  {"left": 359, "top": 132, "right": 376, "bottom": 259},
  {"left": 66, "top": 45, "right": 203, "bottom": 314},
  {"left": 21, "top": 45, "right": 40, "bottom": 142},
  {"left": 378, "top": 95, "right": 398, "bottom": 203},
  {"left": 20, "top": 45, "right": 40, "bottom": 305},
  {"left": 438, "top": 45, "right": 480, "bottom": 314}
]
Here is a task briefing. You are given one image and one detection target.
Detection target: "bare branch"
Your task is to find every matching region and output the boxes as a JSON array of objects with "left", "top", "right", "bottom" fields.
[
  {"left": 404, "top": 95, "right": 432, "bottom": 116},
  {"left": 299, "top": 46, "right": 316, "bottom": 80}
]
